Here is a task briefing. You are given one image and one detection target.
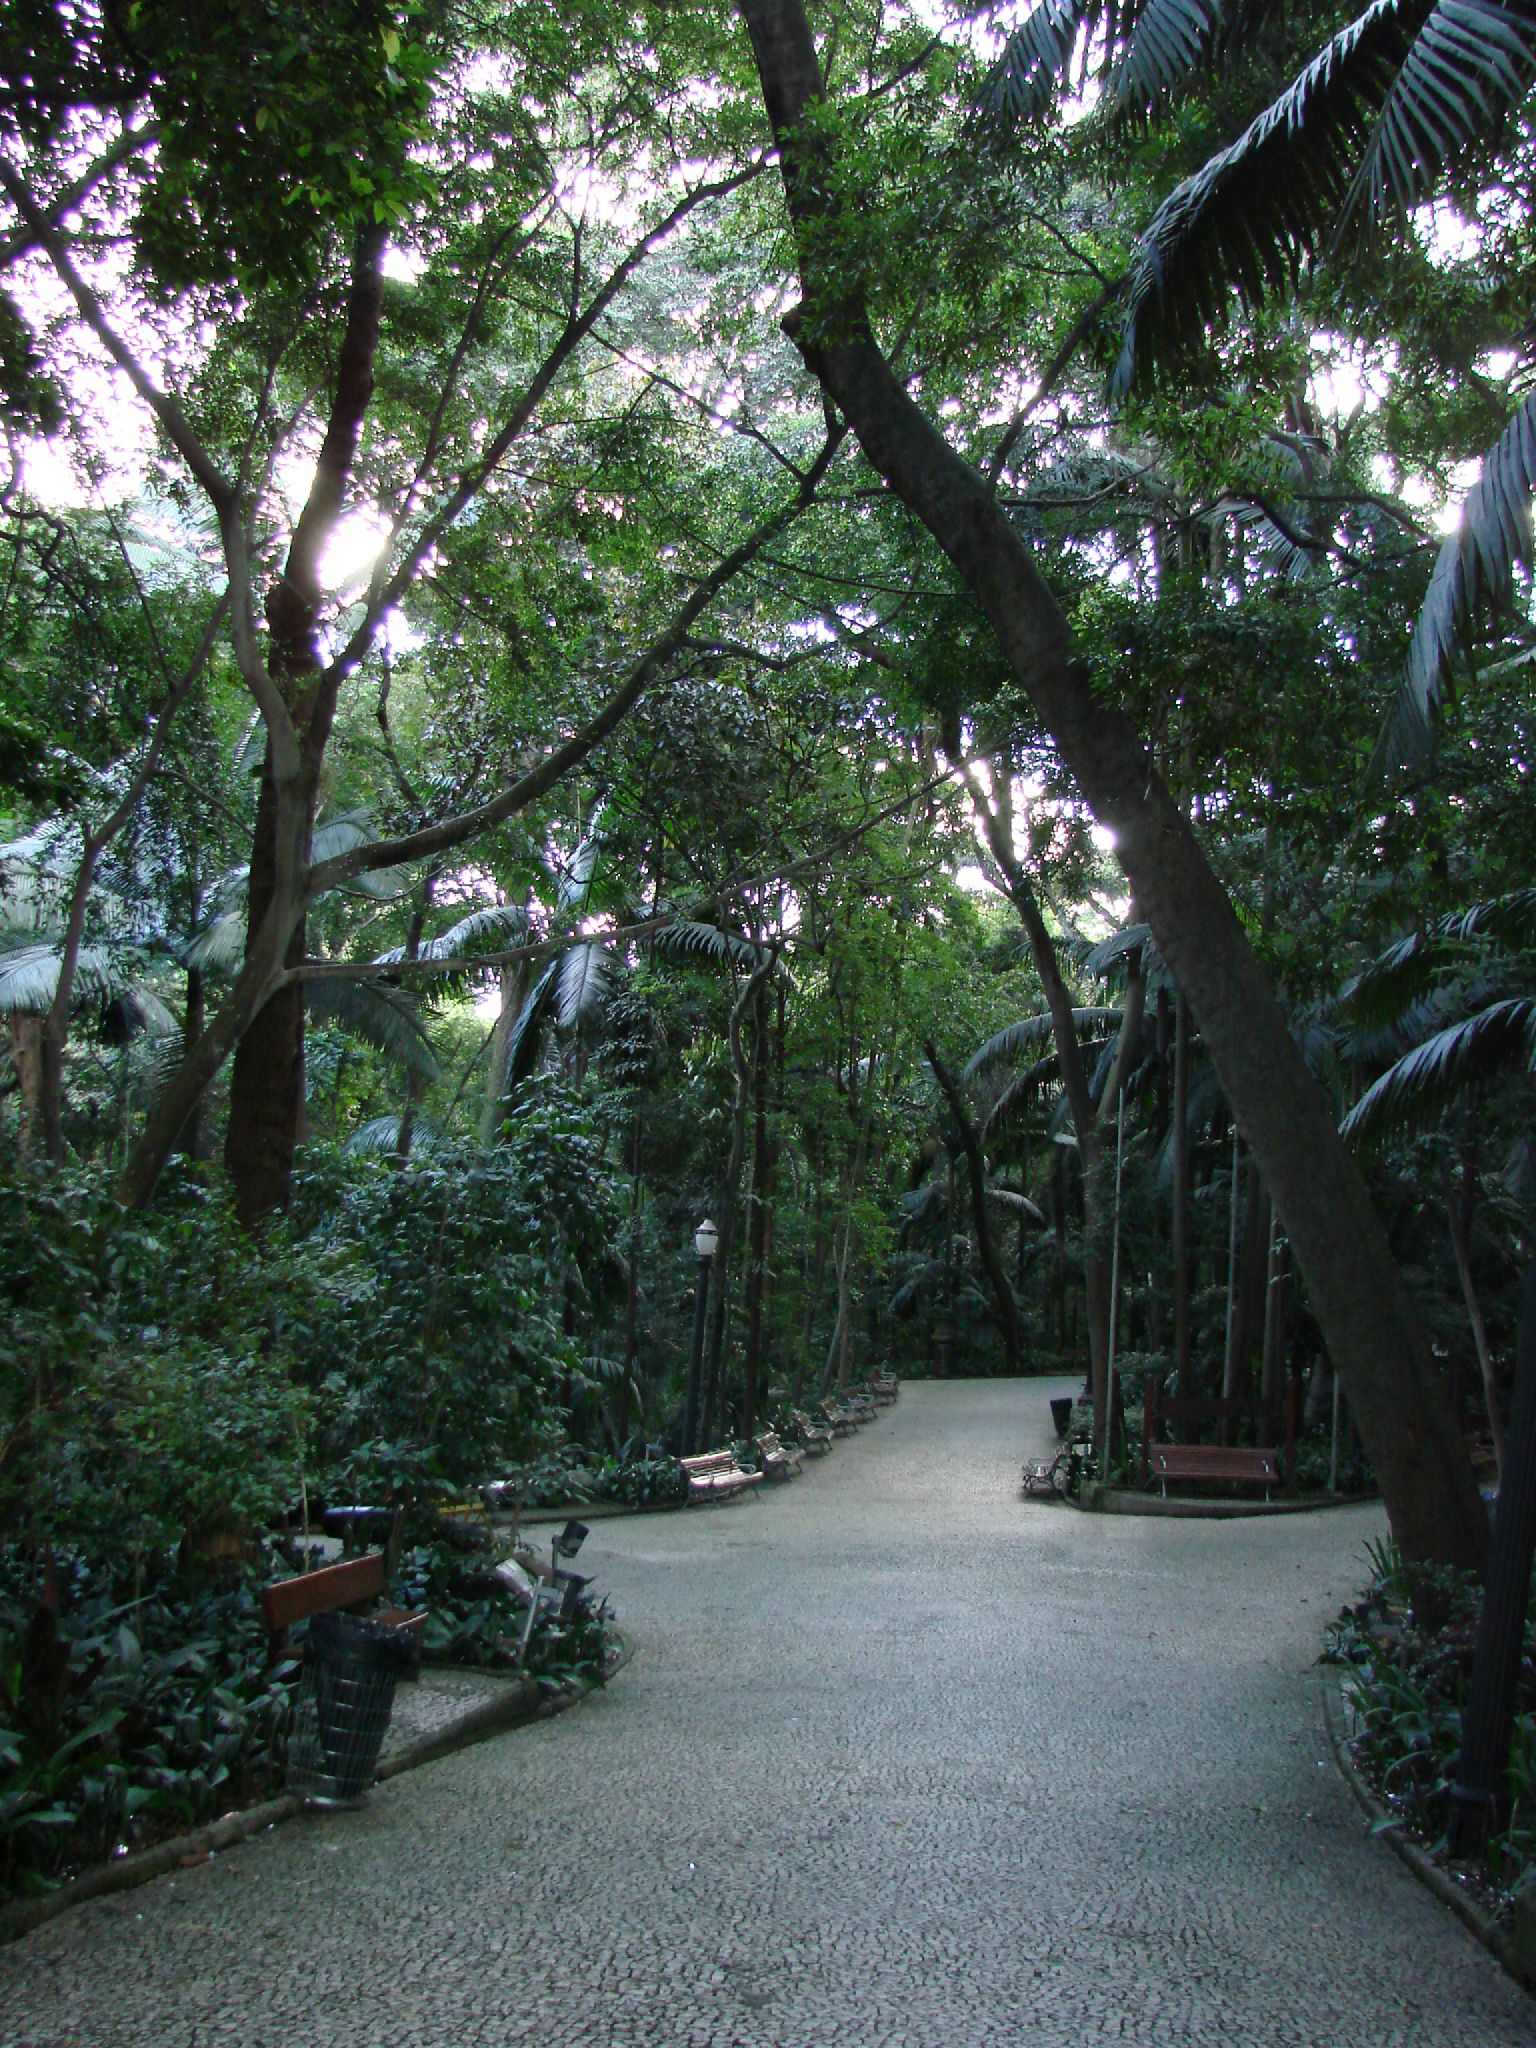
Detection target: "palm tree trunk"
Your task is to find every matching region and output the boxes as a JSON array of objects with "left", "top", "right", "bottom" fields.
[{"left": 1449, "top": 1147, "right": 1504, "bottom": 1480}]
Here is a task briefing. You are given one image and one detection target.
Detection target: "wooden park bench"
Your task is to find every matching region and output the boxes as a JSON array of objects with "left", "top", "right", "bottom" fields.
[
  {"left": 866, "top": 1370, "right": 899, "bottom": 1403},
  {"left": 260, "top": 1551, "right": 427, "bottom": 1668},
  {"left": 818, "top": 1397, "right": 860, "bottom": 1436},
  {"left": 679, "top": 1450, "right": 765, "bottom": 1503},
  {"left": 754, "top": 1431, "right": 803, "bottom": 1481},
  {"left": 790, "top": 1409, "right": 835, "bottom": 1454},
  {"left": 1149, "top": 1443, "right": 1280, "bottom": 1501}
]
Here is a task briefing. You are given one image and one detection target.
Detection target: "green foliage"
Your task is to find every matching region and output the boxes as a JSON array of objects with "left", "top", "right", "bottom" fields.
[
  {"left": 1327, "top": 1542, "right": 1536, "bottom": 1902},
  {"left": 0, "top": 1169, "right": 311, "bottom": 1564},
  {"left": 0, "top": 1549, "right": 290, "bottom": 1900}
]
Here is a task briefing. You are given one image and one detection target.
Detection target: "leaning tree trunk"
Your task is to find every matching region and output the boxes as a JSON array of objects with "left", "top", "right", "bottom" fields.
[
  {"left": 735, "top": 0, "right": 1487, "bottom": 1573},
  {"left": 927, "top": 1044, "right": 1022, "bottom": 1374},
  {"left": 223, "top": 754, "right": 312, "bottom": 1225}
]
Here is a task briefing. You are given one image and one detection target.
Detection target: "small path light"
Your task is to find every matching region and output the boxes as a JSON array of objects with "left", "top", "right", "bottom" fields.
[{"left": 682, "top": 1218, "right": 718, "bottom": 1455}]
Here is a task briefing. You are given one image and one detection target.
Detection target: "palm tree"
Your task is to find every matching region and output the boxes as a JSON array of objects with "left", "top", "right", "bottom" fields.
[
  {"left": 987, "top": 0, "right": 1536, "bottom": 766},
  {"left": 1341, "top": 887, "right": 1536, "bottom": 1471}
]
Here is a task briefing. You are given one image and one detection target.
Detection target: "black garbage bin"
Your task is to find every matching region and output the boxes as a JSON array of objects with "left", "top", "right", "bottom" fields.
[
  {"left": 1050, "top": 1396, "right": 1074, "bottom": 1437},
  {"left": 286, "top": 1611, "right": 417, "bottom": 1806}
]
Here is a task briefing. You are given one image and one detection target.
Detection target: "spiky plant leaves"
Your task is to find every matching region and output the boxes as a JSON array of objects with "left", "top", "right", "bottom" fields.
[
  {"left": 182, "top": 912, "right": 247, "bottom": 974},
  {"left": 1114, "top": 0, "right": 1412, "bottom": 394},
  {"left": 305, "top": 976, "right": 440, "bottom": 1084},
  {"left": 1112, "top": 0, "right": 1536, "bottom": 396},
  {"left": 1348, "top": 0, "right": 1536, "bottom": 219},
  {"left": 1110, "top": 0, "right": 1225, "bottom": 111},
  {"left": 1082, "top": 922, "right": 1158, "bottom": 979},
  {"left": 985, "top": 1185, "right": 1047, "bottom": 1222},
  {"left": 1440, "top": 886, "right": 1536, "bottom": 949},
  {"left": 503, "top": 959, "right": 560, "bottom": 1092},
  {"left": 1341, "top": 995, "right": 1536, "bottom": 1144},
  {"left": 981, "top": 0, "right": 1091, "bottom": 126},
  {"left": 1376, "top": 390, "right": 1536, "bottom": 775},
  {"left": 966, "top": 1006, "right": 1123, "bottom": 1080},
  {"left": 981, "top": 0, "right": 1226, "bottom": 127},
  {"left": 310, "top": 810, "right": 407, "bottom": 899},
  {"left": 0, "top": 942, "right": 121, "bottom": 1013},
  {"left": 342, "top": 1113, "right": 447, "bottom": 1156},
  {"left": 646, "top": 920, "right": 769, "bottom": 969},
  {"left": 556, "top": 940, "right": 612, "bottom": 1031},
  {"left": 100, "top": 986, "right": 179, "bottom": 1043}
]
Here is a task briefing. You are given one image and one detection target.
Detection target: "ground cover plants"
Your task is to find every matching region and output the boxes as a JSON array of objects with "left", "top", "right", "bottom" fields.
[{"left": 1329, "top": 1543, "right": 1536, "bottom": 1917}]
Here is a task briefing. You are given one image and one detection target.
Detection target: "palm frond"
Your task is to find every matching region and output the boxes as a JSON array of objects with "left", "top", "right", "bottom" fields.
[
  {"left": 1109, "top": 0, "right": 1225, "bottom": 112},
  {"left": 0, "top": 942, "right": 121, "bottom": 1014},
  {"left": 421, "top": 902, "right": 531, "bottom": 961},
  {"left": 1439, "top": 886, "right": 1536, "bottom": 950},
  {"left": 556, "top": 940, "right": 613, "bottom": 1031},
  {"left": 983, "top": 1057, "right": 1076, "bottom": 1143},
  {"left": 966, "top": 1007, "right": 1122, "bottom": 1079},
  {"left": 342, "top": 1113, "right": 449, "bottom": 1157},
  {"left": 981, "top": 0, "right": 1096, "bottom": 126},
  {"left": 311, "top": 810, "right": 407, "bottom": 899},
  {"left": 1377, "top": 390, "right": 1536, "bottom": 774},
  {"left": 1082, "top": 922, "right": 1156, "bottom": 979},
  {"left": 1114, "top": 0, "right": 1418, "bottom": 394},
  {"left": 1341, "top": 931, "right": 1435, "bottom": 1023},
  {"left": 504, "top": 959, "right": 560, "bottom": 1093},
  {"left": 101, "top": 985, "right": 180, "bottom": 1042},
  {"left": 1348, "top": 0, "right": 1536, "bottom": 219},
  {"left": 305, "top": 977, "right": 440, "bottom": 1083},
  {"left": 183, "top": 912, "right": 247, "bottom": 975},
  {"left": 888, "top": 1259, "right": 953, "bottom": 1316},
  {"left": 646, "top": 920, "right": 769, "bottom": 969},
  {"left": 985, "top": 1184, "right": 1047, "bottom": 1223},
  {"left": 1341, "top": 995, "right": 1536, "bottom": 1144}
]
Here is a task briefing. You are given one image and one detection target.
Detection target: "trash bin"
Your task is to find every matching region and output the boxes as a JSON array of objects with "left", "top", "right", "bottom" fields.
[
  {"left": 1050, "top": 1396, "right": 1074, "bottom": 1437},
  {"left": 286, "top": 1611, "right": 417, "bottom": 1806}
]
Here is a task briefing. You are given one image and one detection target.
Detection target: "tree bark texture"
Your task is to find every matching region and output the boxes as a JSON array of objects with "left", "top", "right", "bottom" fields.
[{"left": 735, "top": 0, "right": 1486, "bottom": 1572}]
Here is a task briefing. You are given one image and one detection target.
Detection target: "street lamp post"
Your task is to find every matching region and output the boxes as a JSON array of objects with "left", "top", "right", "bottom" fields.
[{"left": 682, "top": 1217, "right": 718, "bottom": 1456}]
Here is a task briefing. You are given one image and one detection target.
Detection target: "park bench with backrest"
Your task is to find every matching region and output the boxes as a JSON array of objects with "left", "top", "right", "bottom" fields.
[
  {"left": 1148, "top": 1443, "right": 1280, "bottom": 1500},
  {"left": 818, "top": 1396, "right": 861, "bottom": 1435},
  {"left": 754, "top": 1431, "right": 803, "bottom": 1481},
  {"left": 791, "top": 1409, "right": 835, "bottom": 1454},
  {"left": 260, "top": 1551, "right": 427, "bottom": 1667},
  {"left": 680, "top": 1450, "right": 765, "bottom": 1503}
]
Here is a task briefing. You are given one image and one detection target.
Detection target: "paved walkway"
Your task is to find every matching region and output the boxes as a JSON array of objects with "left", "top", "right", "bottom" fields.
[{"left": 4, "top": 1378, "right": 1532, "bottom": 2047}]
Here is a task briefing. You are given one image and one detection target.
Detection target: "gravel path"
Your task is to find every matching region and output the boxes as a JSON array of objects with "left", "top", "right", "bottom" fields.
[{"left": 3, "top": 1376, "right": 1531, "bottom": 2047}]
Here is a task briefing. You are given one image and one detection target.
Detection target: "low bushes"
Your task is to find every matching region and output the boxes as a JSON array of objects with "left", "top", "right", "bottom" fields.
[{"left": 1328, "top": 1543, "right": 1536, "bottom": 1912}]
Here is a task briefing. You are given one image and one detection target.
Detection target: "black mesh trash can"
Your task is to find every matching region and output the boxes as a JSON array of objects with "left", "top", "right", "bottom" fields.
[{"left": 286, "top": 1611, "right": 417, "bottom": 1806}]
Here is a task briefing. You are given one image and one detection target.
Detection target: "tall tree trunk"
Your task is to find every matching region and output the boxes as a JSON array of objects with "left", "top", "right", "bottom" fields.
[
  {"left": 1449, "top": 1146, "right": 1504, "bottom": 1481},
  {"left": 1172, "top": 990, "right": 1193, "bottom": 1426},
  {"left": 224, "top": 754, "right": 311, "bottom": 1225},
  {"left": 702, "top": 959, "right": 774, "bottom": 1441},
  {"left": 735, "top": 0, "right": 1486, "bottom": 1571},
  {"left": 927, "top": 1044, "right": 1022, "bottom": 1374},
  {"left": 740, "top": 979, "right": 775, "bottom": 1437}
]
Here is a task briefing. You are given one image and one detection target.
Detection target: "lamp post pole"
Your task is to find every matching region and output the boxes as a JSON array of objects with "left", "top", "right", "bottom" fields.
[{"left": 682, "top": 1217, "right": 718, "bottom": 1456}]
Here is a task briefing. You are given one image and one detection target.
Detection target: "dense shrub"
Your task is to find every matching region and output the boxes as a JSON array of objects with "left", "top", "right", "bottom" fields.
[{"left": 0, "top": 1548, "right": 290, "bottom": 1900}]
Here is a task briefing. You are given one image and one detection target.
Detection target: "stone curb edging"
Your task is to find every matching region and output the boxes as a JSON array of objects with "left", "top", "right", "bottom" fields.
[
  {"left": 1073, "top": 1483, "right": 1380, "bottom": 1519},
  {"left": 0, "top": 1632, "right": 632, "bottom": 1950},
  {"left": 1320, "top": 1666, "right": 1535, "bottom": 1995}
]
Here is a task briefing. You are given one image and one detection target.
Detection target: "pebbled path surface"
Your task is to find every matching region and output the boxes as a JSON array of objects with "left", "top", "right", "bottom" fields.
[{"left": 3, "top": 1377, "right": 1532, "bottom": 2048}]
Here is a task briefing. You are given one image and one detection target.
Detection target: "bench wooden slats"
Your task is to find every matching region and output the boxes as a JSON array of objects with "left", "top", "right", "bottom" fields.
[
  {"left": 680, "top": 1450, "right": 764, "bottom": 1502},
  {"left": 1149, "top": 1444, "right": 1280, "bottom": 1499},
  {"left": 791, "top": 1410, "right": 834, "bottom": 1453},
  {"left": 261, "top": 1553, "right": 386, "bottom": 1638},
  {"left": 261, "top": 1551, "right": 427, "bottom": 1663},
  {"left": 754, "top": 1431, "right": 803, "bottom": 1480}
]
